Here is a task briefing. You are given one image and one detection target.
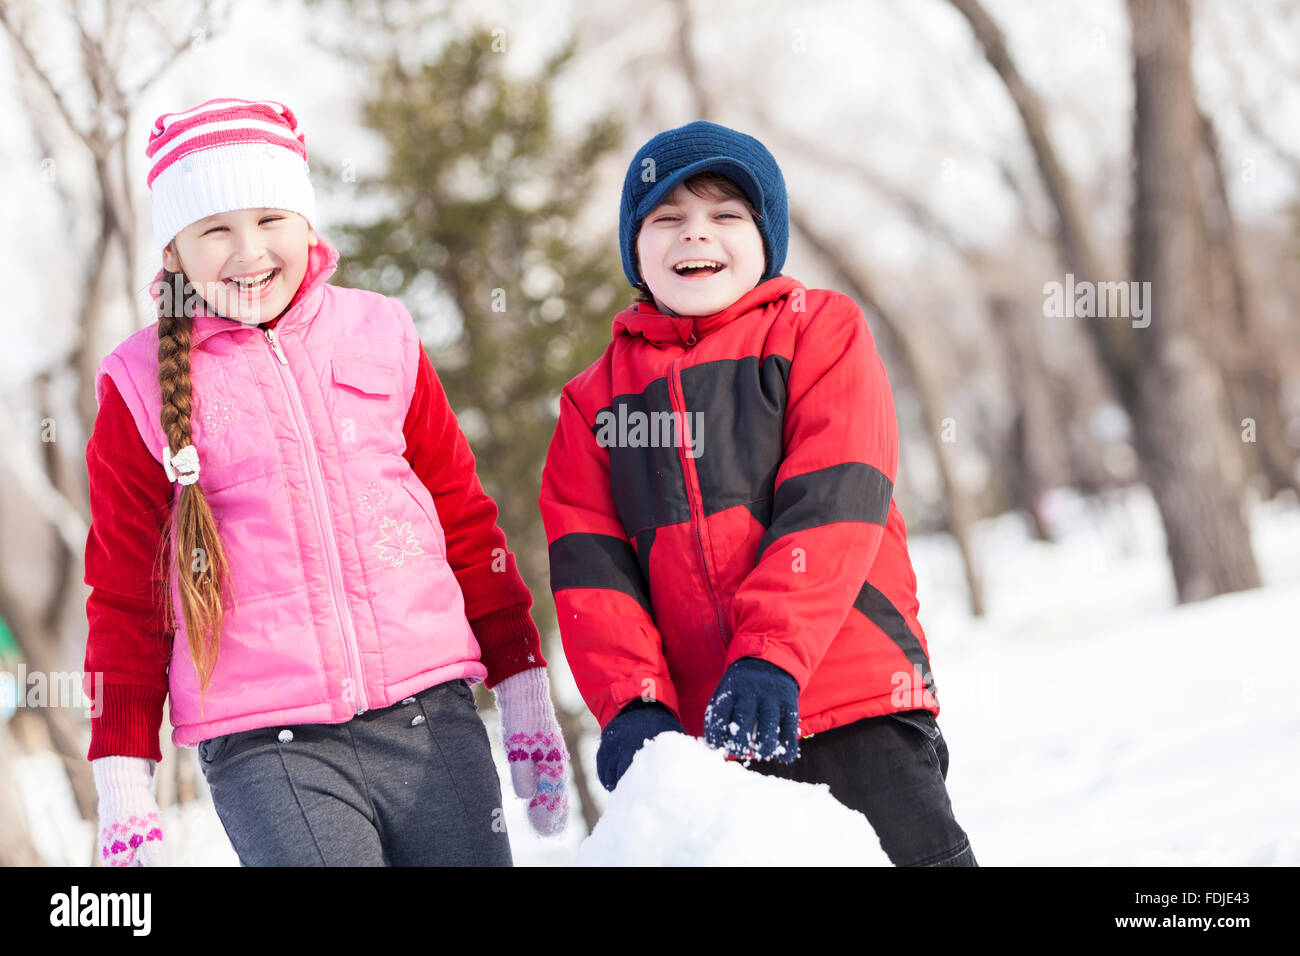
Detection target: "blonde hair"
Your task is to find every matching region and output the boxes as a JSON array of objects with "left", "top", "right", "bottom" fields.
[{"left": 152, "top": 267, "right": 234, "bottom": 695}]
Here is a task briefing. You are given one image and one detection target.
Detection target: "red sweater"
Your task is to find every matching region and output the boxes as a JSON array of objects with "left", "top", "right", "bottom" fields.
[{"left": 84, "top": 315, "right": 543, "bottom": 761}]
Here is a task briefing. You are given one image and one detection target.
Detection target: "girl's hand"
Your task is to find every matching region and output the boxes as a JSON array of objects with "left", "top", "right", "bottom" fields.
[
  {"left": 492, "top": 668, "right": 569, "bottom": 837},
  {"left": 92, "top": 756, "right": 166, "bottom": 866}
]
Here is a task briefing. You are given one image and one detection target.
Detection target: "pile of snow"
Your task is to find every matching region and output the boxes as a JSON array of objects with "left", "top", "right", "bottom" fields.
[{"left": 577, "top": 733, "right": 890, "bottom": 866}]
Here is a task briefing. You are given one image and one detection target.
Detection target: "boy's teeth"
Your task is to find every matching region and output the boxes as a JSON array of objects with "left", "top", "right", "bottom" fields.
[{"left": 675, "top": 260, "right": 724, "bottom": 274}]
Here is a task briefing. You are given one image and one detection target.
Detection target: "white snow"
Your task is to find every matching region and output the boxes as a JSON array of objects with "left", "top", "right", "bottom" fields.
[
  {"left": 576, "top": 733, "right": 890, "bottom": 866},
  {"left": 10, "top": 486, "right": 1300, "bottom": 865},
  {"left": 921, "top": 489, "right": 1300, "bottom": 866}
]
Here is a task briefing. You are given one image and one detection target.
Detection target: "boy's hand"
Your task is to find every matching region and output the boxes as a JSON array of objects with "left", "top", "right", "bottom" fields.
[
  {"left": 705, "top": 658, "right": 800, "bottom": 763},
  {"left": 596, "top": 699, "right": 687, "bottom": 791}
]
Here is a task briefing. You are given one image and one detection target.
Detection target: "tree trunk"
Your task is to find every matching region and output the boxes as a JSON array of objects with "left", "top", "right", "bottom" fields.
[
  {"left": 988, "top": 296, "right": 1056, "bottom": 541},
  {"left": 950, "top": 0, "right": 1262, "bottom": 602},
  {"left": 1127, "top": 0, "right": 1261, "bottom": 600},
  {"left": 1197, "top": 111, "right": 1300, "bottom": 498}
]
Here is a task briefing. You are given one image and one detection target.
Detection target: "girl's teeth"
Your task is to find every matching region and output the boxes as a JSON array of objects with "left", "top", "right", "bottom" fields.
[{"left": 229, "top": 269, "right": 275, "bottom": 289}]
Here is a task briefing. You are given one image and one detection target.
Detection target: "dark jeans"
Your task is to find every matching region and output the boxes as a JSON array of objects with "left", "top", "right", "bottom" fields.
[
  {"left": 749, "top": 709, "right": 977, "bottom": 866},
  {"left": 198, "top": 679, "right": 512, "bottom": 866}
]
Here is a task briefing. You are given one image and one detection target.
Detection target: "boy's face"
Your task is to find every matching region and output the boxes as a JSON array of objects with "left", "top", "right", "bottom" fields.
[
  {"left": 635, "top": 182, "right": 766, "bottom": 317},
  {"left": 162, "top": 208, "right": 317, "bottom": 325}
]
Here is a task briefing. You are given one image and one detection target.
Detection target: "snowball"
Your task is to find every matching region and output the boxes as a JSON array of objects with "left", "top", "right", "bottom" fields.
[{"left": 577, "top": 733, "right": 890, "bottom": 866}]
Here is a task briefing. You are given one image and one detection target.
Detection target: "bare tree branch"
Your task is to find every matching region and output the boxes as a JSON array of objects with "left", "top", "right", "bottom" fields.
[
  {"left": 1204, "top": 2, "right": 1300, "bottom": 184},
  {"left": 127, "top": 0, "right": 216, "bottom": 99},
  {"left": 671, "top": 0, "right": 709, "bottom": 122},
  {"left": 945, "top": 0, "right": 1137, "bottom": 412},
  {"left": 753, "top": 104, "right": 980, "bottom": 261},
  {"left": 0, "top": 3, "right": 98, "bottom": 154},
  {"left": 0, "top": 399, "right": 90, "bottom": 553}
]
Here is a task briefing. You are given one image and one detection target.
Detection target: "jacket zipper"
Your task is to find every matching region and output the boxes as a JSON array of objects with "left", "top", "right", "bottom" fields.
[
  {"left": 667, "top": 352, "right": 729, "bottom": 654},
  {"left": 264, "top": 327, "right": 370, "bottom": 716}
]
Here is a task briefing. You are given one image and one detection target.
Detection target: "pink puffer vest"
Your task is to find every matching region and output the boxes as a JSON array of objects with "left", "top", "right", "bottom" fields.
[{"left": 95, "top": 237, "right": 484, "bottom": 747}]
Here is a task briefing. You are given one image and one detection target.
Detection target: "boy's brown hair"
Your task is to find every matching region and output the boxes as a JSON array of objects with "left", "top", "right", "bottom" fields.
[{"left": 632, "top": 172, "right": 764, "bottom": 305}]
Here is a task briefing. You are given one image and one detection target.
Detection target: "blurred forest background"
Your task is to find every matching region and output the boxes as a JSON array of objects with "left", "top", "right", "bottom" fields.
[{"left": 0, "top": 0, "right": 1297, "bottom": 864}]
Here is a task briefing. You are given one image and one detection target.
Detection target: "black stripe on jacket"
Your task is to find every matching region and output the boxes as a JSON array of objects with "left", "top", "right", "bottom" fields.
[
  {"left": 549, "top": 532, "right": 652, "bottom": 614},
  {"left": 854, "top": 581, "right": 937, "bottom": 702},
  {"left": 757, "top": 462, "right": 894, "bottom": 558}
]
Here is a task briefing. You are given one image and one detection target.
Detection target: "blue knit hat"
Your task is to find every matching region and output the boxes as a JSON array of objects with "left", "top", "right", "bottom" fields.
[{"left": 619, "top": 121, "right": 788, "bottom": 289}]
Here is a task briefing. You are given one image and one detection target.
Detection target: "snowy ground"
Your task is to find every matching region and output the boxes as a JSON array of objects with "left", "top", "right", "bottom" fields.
[
  {"left": 920, "top": 487, "right": 1300, "bottom": 866},
  {"left": 11, "top": 485, "right": 1300, "bottom": 865}
]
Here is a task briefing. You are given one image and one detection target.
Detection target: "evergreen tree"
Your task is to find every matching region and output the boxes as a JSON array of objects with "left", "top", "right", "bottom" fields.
[
  {"left": 329, "top": 25, "right": 628, "bottom": 828},
  {"left": 335, "top": 28, "right": 625, "bottom": 625}
]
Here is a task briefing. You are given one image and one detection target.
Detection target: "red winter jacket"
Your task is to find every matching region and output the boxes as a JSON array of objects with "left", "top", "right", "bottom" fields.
[
  {"left": 538, "top": 276, "right": 937, "bottom": 738},
  {"left": 85, "top": 311, "right": 543, "bottom": 762}
]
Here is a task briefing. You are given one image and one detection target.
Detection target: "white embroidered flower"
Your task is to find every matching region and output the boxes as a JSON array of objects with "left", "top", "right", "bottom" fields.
[
  {"left": 357, "top": 481, "right": 388, "bottom": 517},
  {"left": 373, "top": 515, "right": 425, "bottom": 567},
  {"left": 199, "top": 398, "right": 238, "bottom": 435}
]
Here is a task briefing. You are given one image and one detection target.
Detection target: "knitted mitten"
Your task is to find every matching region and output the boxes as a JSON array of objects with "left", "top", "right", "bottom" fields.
[
  {"left": 492, "top": 668, "right": 569, "bottom": 837},
  {"left": 92, "top": 756, "right": 166, "bottom": 866},
  {"left": 596, "top": 699, "right": 686, "bottom": 791},
  {"left": 704, "top": 657, "right": 801, "bottom": 763}
]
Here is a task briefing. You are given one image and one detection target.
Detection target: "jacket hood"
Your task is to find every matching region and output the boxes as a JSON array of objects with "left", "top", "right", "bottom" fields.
[
  {"left": 612, "top": 275, "right": 802, "bottom": 348},
  {"left": 148, "top": 234, "right": 342, "bottom": 349}
]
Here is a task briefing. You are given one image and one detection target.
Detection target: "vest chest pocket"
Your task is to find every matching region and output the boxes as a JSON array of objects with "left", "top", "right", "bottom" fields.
[{"left": 329, "top": 355, "right": 404, "bottom": 437}]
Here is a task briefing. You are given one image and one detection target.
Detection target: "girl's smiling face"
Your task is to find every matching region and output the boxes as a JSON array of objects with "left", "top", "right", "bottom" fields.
[
  {"left": 635, "top": 181, "right": 766, "bottom": 317},
  {"left": 162, "top": 208, "right": 317, "bottom": 325}
]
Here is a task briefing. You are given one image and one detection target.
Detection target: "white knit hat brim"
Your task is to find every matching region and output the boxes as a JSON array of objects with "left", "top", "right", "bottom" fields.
[{"left": 151, "top": 142, "right": 316, "bottom": 252}]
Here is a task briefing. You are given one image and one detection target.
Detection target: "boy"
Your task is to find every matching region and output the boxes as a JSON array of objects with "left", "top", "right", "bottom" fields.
[{"left": 538, "top": 121, "right": 975, "bottom": 866}]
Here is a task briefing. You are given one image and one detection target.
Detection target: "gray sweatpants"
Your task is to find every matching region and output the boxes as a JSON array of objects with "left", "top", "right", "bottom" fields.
[{"left": 198, "top": 678, "right": 512, "bottom": 866}]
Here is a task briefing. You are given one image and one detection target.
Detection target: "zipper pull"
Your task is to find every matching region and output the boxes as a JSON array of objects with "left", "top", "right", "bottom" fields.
[{"left": 265, "top": 327, "right": 288, "bottom": 365}]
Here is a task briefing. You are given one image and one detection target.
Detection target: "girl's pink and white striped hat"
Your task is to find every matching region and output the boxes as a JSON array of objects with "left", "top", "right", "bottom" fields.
[{"left": 146, "top": 97, "right": 316, "bottom": 252}]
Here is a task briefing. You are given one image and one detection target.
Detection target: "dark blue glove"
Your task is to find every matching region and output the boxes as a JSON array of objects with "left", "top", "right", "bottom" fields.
[
  {"left": 704, "top": 658, "right": 800, "bottom": 763},
  {"left": 596, "top": 699, "right": 687, "bottom": 791}
]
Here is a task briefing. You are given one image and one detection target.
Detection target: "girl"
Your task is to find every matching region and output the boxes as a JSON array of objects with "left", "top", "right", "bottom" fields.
[{"left": 84, "top": 98, "right": 568, "bottom": 866}]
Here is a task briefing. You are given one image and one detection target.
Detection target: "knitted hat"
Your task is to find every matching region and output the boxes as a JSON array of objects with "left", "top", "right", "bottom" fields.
[
  {"left": 619, "top": 120, "right": 788, "bottom": 288},
  {"left": 146, "top": 97, "right": 316, "bottom": 252}
]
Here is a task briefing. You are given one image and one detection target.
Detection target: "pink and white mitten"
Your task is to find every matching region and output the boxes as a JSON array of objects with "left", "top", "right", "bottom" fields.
[
  {"left": 492, "top": 668, "right": 569, "bottom": 836},
  {"left": 92, "top": 756, "right": 166, "bottom": 867}
]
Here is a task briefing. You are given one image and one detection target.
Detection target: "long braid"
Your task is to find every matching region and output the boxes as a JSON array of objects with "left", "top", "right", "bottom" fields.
[{"left": 154, "top": 268, "right": 233, "bottom": 695}]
